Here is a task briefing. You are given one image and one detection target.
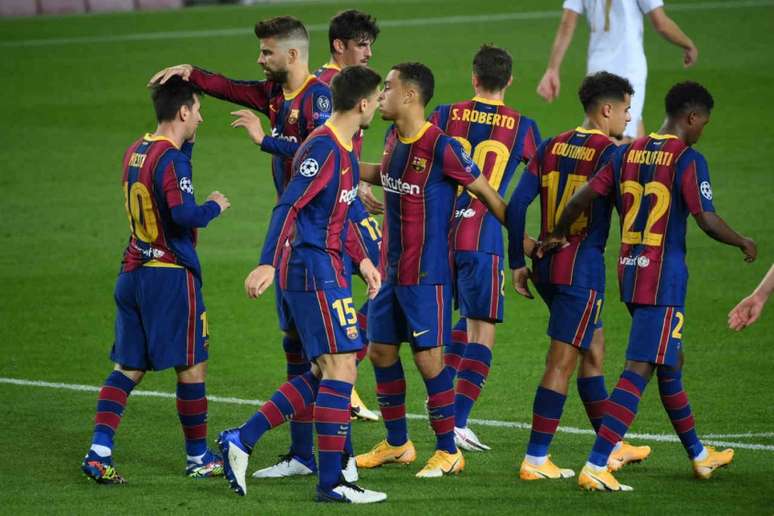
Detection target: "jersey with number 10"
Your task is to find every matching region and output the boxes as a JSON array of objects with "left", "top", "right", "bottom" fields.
[
  {"left": 430, "top": 97, "right": 540, "bottom": 256},
  {"left": 588, "top": 133, "right": 716, "bottom": 305}
]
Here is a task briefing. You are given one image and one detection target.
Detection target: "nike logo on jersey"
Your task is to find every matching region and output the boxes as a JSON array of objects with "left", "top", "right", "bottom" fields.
[{"left": 412, "top": 329, "right": 430, "bottom": 337}]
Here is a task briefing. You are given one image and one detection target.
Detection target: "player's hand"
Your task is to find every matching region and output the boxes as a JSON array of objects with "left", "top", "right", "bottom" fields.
[
  {"left": 359, "top": 258, "right": 381, "bottom": 299},
  {"left": 148, "top": 64, "right": 193, "bottom": 86},
  {"left": 511, "top": 267, "right": 534, "bottom": 299},
  {"left": 740, "top": 237, "right": 757, "bottom": 263},
  {"left": 207, "top": 191, "right": 230, "bottom": 213},
  {"left": 728, "top": 293, "right": 765, "bottom": 331},
  {"left": 245, "top": 264, "right": 275, "bottom": 298},
  {"left": 231, "top": 109, "right": 265, "bottom": 145},
  {"left": 358, "top": 182, "right": 384, "bottom": 215},
  {"left": 536, "top": 69, "right": 560, "bottom": 102},
  {"left": 537, "top": 234, "right": 568, "bottom": 258},
  {"left": 683, "top": 44, "right": 698, "bottom": 68}
]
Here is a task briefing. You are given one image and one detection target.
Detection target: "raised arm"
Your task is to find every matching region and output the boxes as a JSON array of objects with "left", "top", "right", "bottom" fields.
[
  {"left": 536, "top": 9, "right": 579, "bottom": 102},
  {"left": 647, "top": 7, "right": 698, "bottom": 67}
]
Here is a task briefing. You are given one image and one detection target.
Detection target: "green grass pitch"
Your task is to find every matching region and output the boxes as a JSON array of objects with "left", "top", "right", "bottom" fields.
[{"left": 1, "top": 0, "right": 772, "bottom": 513}]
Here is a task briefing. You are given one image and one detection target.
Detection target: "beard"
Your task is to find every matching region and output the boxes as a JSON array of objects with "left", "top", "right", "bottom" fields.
[{"left": 263, "top": 67, "right": 288, "bottom": 83}]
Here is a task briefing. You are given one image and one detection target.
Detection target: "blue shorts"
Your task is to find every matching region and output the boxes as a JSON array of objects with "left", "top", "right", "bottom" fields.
[
  {"left": 455, "top": 251, "right": 505, "bottom": 323},
  {"left": 367, "top": 283, "right": 451, "bottom": 349},
  {"left": 535, "top": 283, "right": 604, "bottom": 350},
  {"left": 279, "top": 287, "right": 363, "bottom": 361},
  {"left": 626, "top": 304, "right": 685, "bottom": 367},
  {"left": 111, "top": 266, "right": 208, "bottom": 371}
]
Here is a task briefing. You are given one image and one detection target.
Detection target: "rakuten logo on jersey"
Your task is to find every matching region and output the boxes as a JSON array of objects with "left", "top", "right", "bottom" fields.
[
  {"left": 381, "top": 173, "right": 420, "bottom": 195},
  {"left": 270, "top": 128, "right": 298, "bottom": 143},
  {"left": 339, "top": 186, "right": 358, "bottom": 204}
]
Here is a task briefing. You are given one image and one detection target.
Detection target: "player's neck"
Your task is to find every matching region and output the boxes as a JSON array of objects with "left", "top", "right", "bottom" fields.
[
  {"left": 153, "top": 123, "right": 185, "bottom": 149},
  {"left": 394, "top": 109, "right": 427, "bottom": 140},
  {"left": 473, "top": 88, "right": 505, "bottom": 103},
  {"left": 283, "top": 66, "right": 312, "bottom": 95},
  {"left": 327, "top": 112, "right": 357, "bottom": 145}
]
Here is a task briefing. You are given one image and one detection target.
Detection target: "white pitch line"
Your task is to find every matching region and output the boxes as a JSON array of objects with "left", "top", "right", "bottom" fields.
[
  {"left": 2, "top": 0, "right": 773, "bottom": 48},
  {"left": 2, "top": 376, "right": 772, "bottom": 451}
]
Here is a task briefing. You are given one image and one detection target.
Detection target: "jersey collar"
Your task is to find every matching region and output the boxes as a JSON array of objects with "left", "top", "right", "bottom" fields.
[
  {"left": 324, "top": 120, "right": 353, "bottom": 152},
  {"left": 398, "top": 121, "right": 433, "bottom": 144},
  {"left": 144, "top": 133, "right": 179, "bottom": 149},
  {"left": 575, "top": 126, "right": 607, "bottom": 137},
  {"left": 284, "top": 75, "right": 316, "bottom": 100},
  {"left": 472, "top": 96, "right": 504, "bottom": 106}
]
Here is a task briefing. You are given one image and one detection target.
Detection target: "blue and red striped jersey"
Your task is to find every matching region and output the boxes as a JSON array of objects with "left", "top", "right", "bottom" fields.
[
  {"left": 259, "top": 122, "right": 361, "bottom": 291},
  {"left": 588, "top": 133, "right": 716, "bottom": 305},
  {"left": 379, "top": 122, "right": 481, "bottom": 285},
  {"left": 430, "top": 97, "right": 540, "bottom": 256},
  {"left": 189, "top": 68, "right": 332, "bottom": 195},
  {"left": 507, "top": 128, "right": 619, "bottom": 292},
  {"left": 120, "top": 134, "right": 220, "bottom": 280}
]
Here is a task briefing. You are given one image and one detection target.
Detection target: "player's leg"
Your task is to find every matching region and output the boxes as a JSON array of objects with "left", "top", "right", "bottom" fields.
[
  {"left": 356, "top": 283, "right": 417, "bottom": 469},
  {"left": 453, "top": 317, "right": 494, "bottom": 451},
  {"left": 350, "top": 300, "right": 379, "bottom": 422}
]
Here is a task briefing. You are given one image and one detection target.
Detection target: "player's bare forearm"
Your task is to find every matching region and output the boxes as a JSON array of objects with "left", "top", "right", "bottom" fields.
[
  {"left": 359, "top": 161, "right": 381, "bottom": 184},
  {"left": 693, "top": 211, "right": 757, "bottom": 262}
]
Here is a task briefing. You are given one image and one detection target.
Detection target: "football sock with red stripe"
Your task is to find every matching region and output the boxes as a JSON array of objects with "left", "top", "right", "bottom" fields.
[
  {"left": 577, "top": 375, "right": 608, "bottom": 433},
  {"left": 374, "top": 360, "right": 408, "bottom": 446},
  {"left": 315, "top": 380, "right": 352, "bottom": 491},
  {"left": 424, "top": 369, "right": 457, "bottom": 453},
  {"left": 176, "top": 382, "right": 208, "bottom": 458},
  {"left": 283, "top": 336, "right": 315, "bottom": 460},
  {"left": 238, "top": 371, "right": 320, "bottom": 451},
  {"left": 526, "top": 386, "right": 566, "bottom": 458},
  {"left": 454, "top": 342, "right": 492, "bottom": 428},
  {"left": 90, "top": 371, "right": 137, "bottom": 456},
  {"left": 444, "top": 318, "right": 468, "bottom": 376},
  {"left": 658, "top": 368, "right": 704, "bottom": 459},
  {"left": 588, "top": 370, "right": 648, "bottom": 467}
]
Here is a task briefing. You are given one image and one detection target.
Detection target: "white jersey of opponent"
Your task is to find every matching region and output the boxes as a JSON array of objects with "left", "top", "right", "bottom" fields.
[{"left": 563, "top": 0, "right": 663, "bottom": 137}]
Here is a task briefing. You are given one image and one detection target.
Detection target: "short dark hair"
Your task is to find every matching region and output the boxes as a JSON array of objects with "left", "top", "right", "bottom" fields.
[
  {"left": 578, "top": 71, "right": 634, "bottom": 113},
  {"left": 391, "top": 62, "right": 434, "bottom": 106},
  {"left": 665, "top": 81, "right": 714, "bottom": 117},
  {"left": 331, "top": 66, "right": 382, "bottom": 111},
  {"left": 329, "top": 10, "right": 379, "bottom": 54},
  {"left": 151, "top": 76, "right": 201, "bottom": 123},
  {"left": 472, "top": 44, "right": 512, "bottom": 92},
  {"left": 254, "top": 16, "right": 308, "bottom": 42}
]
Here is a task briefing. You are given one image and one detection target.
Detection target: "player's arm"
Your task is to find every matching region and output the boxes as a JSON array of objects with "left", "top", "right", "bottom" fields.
[
  {"left": 536, "top": 8, "right": 579, "bottom": 102},
  {"left": 729, "top": 264, "right": 774, "bottom": 331},
  {"left": 646, "top": 6, "right": 698, "bottom": 67},
  {"left": 161, "top": 154, "right": 229, "bottom": 228}
]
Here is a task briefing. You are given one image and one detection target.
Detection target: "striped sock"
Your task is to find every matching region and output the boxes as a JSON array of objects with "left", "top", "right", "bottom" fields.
[
  {"left": 176, "top": 382, "right": 208, "bottom": 457},
  {"left": 444, "top": 318, "right": 468, "bottom": 377},
  {"left": 526, "top": 386, "right": 566, "bottom": 458},
  {"left": 454, "top": 342, "right": 492, "bottom": 428},
  {"left": 239, "top": 371, "right": 319, "bottom": 450},
  {"left": 577, "top": 375, "right": 608, "bottom": 433},
  {"left": 424, "top": 369, "right": 457, "bottom": 453},
  {"left": 356, "top": 303, "right": 370, "bottom": 364},
  {"left": 374, "top": 360, "right": 408, "bottom": 446},
  {"left": 315, "top": 380, "right": 352, "bottom": 492},
  {"left": 283, "top": 336, "right": 315, "bottom": 460},
  {"left": 658, "top": 368, "right": 704, "bottom": 459},
  {"left": 588, "top": 370, "right": 648, "bottom": 467},
  {"left": 90, "top": 371, "right": 136, "bottom": 456}
]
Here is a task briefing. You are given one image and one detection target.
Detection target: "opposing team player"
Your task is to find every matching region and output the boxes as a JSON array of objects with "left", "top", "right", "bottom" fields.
[
  {"left": 150, "top": 17, "right": 341, "bottom": 479},
  {"left": 542, "top": 81, "right": 757, "bottom": 491},
  {"left": 429, "top": 44, "right": 541, "bottom": 451},
  {"left": 80, "top": 77, "right": 230, "bottom": 484},
  {"left": 508, "top": 72, "right": 650, "bottom": 480},
  {"left": 355, "top": 63, "right": 510, "bottom": 477},
  {"left": 217, "top": 66, "right": 386, "bottom": 503},
  {"left": 314, "top": 9, "right": 382, "bottom": 422}
]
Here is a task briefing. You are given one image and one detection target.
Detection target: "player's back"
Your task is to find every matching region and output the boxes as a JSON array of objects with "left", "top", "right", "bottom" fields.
[
  {"left": 431, "top": 97, "right": 540, "bottom": 255},
  {"left": 532, "top": 128, "right": 618, "bottom": 290},
  {"left": 603, "top": 133, "right": 709, "bottom": 306},
  {"left": 121, "top": 134, "right": 202, "bottom": 278}
]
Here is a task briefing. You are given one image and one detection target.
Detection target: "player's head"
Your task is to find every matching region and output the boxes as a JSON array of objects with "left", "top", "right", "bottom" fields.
[
  {"left": 578, "top": 71, "right": 634, "bottom": 140},
  {"left": 254, "top": 16, "right": 309, "bottom": 82},
  {"left": 329, "top": 10, "right": 379, "bottom": 67},
  {"left": 472, "top": 44, "right": 512, "bottom": 93},
  {"left": 379, "top": 62, "right": 434, "bottom": 121},
  {"left": 151, "top": 76, "right": 203, "bottom": 140},
  {"left": 331, "top": 66, "right": 382, "bottom": 129},
  {"left": 665, "top": 81, "right": 714, "bottom": 145}
]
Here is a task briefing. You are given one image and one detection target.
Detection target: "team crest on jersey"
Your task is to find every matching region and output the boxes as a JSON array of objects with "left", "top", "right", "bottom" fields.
[
  {"left": 299, "top": 158, "right": 319, "bottom": 177},
  {"left": 411, "top": 156, "right": 428, "bottom": 172},
  {"left": 700, "top": 181, "right": 713, "bottom": 200},
  {"left": 288, "top": 109, "right": 300, "bottom": 124},
  {"left": 316, "top": 95, "right": 331, "bottom": 112},
  {"left": 346, "top": 326, "right": 359, "bottom": 340},
  {"left": 179, "top": 177, "right": 194, "bottom": 194}
]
